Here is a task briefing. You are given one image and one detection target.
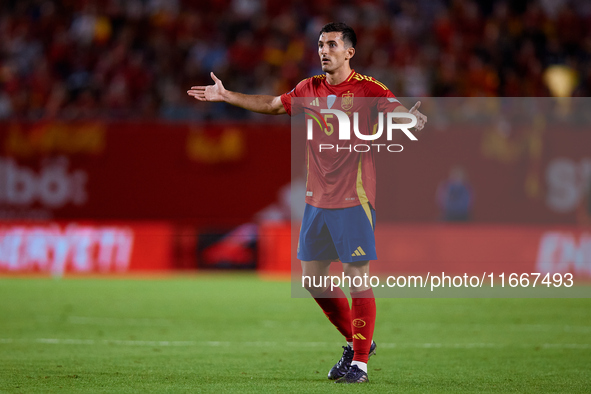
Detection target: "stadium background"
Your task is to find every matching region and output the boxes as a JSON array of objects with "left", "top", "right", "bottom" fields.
[
  {"left": 1, "top": 0, "right": 590, "bottom": 392},
  {"left": 1, "top": 0, "right": 589, "bottom": 277}
]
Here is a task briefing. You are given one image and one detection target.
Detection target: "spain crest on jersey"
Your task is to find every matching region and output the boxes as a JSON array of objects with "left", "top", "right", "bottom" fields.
[{"left": 341, "top": 92, "right": 354, "bottom": 110}]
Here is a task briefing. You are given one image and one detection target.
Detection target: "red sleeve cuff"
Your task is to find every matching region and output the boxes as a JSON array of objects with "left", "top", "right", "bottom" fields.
[{"left": 280, "top": 94, "right": 292, "bottom": 116}]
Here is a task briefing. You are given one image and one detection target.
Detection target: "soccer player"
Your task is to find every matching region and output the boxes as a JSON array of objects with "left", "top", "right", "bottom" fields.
[{"left": 188, "top": 22, "right": 427, "bottom": 383}]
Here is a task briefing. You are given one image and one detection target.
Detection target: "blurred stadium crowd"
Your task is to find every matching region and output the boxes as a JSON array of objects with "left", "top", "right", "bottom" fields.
[{"left": 1, "top": 0, "right": 591, "bottom": 120}]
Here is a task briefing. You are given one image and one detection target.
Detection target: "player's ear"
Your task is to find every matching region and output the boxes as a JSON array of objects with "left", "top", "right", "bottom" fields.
[{"left": 346, "top": 47, "right": 355, "bottom": 60}]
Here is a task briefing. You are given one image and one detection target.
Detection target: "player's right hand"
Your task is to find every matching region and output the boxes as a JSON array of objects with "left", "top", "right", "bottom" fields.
[{"left": 187, "top": 72, "right": 226, "bottom": 102}]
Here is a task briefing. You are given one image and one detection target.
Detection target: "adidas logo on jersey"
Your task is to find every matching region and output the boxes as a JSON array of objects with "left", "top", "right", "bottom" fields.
[
  {"left": 352, "top": 246, "right": 366, "bottom": 257},
  {"left": 309, "top": 98, "right": 319, "bottom": 106}
]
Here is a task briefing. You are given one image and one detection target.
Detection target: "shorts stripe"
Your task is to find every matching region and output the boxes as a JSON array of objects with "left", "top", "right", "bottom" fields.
[{"left": 361, "top": 202, "right": 373, "bottom": 229}]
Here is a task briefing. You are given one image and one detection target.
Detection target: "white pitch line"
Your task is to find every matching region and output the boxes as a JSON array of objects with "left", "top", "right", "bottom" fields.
[
  {"left": 1, "top": 338, "right": 589, "bottom": 350},
  {"left": 205, "top": 341, "right": 231, "bottom": 347},
  {"left": 378, "top": 343, "right": 500, "bottom": 349},
  {"left": 67, "top": 316, "right": 172, "bottom": 326},
  {"left": 35, "top": 338, "right": 197, "bottom": 346},
  {"left": 107, "top": 340, "right": 195, "bottom": 347},
  {"left": 400, "top": 323, "right": 591, "bottom": 333},
  {"left": 542, "top": 343, "right": 591, "bottom": 349},
  {"left": 38, "top": 316, "right": 591, "bottom": 334}
]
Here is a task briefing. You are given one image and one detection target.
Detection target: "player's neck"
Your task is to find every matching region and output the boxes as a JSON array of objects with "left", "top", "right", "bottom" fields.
[{"left": 325, "top": 66, "right": 353, "bottom": 85}]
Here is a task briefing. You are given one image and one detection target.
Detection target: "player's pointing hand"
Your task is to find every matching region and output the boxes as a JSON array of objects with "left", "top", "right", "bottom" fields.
[
  {"left": 409, "top": 101, "right": 427, "bottom": 131},
  {"left": 187, "top": 72, "right": 226, "bottom": 102}
]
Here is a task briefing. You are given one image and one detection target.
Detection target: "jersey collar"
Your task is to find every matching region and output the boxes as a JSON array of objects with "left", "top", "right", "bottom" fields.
[
  {"left": 346, "top": 69, "right": 356, "bottom": 82},
  {"left": 325, "top": 69, "right": 356, "bottom": 86}
]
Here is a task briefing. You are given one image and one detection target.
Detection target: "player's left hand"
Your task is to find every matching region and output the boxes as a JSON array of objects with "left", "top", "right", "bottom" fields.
[{"left": 409, "top": 101, "right": 427, "bottom": 131}]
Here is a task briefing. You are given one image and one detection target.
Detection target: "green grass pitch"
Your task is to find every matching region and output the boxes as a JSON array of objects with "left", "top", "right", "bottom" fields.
[{"left": 1, "top": 275, "right": 590, "bottom": 393}]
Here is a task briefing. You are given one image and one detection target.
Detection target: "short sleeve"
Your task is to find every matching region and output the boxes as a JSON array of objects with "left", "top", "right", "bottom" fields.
[
  {"left": 280, "top": 79, "right": 309, "bottom": 116},
  {"left": 365, "top": 77, "right": 402, "bottom": 113},
  {"left": 377, "top": 92, "right": 402, "bottom": 113}
]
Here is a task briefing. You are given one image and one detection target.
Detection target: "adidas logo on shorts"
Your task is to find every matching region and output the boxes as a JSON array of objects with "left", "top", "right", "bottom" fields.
[{"left": 352, "top": 246, "right": 366, "bottom": 257}]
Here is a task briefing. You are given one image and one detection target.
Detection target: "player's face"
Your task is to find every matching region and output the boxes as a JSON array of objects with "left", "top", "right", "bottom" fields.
[{"left": 318, "top": 32, "right": 353, "bottom": 73}]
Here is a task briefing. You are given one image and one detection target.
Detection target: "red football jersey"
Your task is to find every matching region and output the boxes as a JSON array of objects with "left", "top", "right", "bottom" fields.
[{"left": 281, "top": 69, "right": 401, "bottom": 209}]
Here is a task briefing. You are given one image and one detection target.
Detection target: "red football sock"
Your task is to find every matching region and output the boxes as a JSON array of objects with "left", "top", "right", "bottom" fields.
[
  {"left": 351, "top": 288, "right": 376, "bottom": 363},
  {"left": 314, "top": 287, "right": 353, "bottom": 342}
]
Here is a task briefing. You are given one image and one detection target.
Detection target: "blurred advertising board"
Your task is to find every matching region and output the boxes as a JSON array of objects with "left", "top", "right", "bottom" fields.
[
  {"left": 259, "top": 222, "right": 591, "bottom": 280},
  {"left": 0, "top": 121, "right": 291, "bottom": 225},
  {"left": 196, "top": 224, "right": 258, "bottom": 270},
  {"left": 0, "top": 222, "right": 173, "bottom": 276},
  {"left": 372, "top": 224, "right": 591, "bottom": 278}
]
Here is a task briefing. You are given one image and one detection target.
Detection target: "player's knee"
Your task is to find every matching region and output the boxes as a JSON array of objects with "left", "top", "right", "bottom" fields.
[
  {"left": 302, "top": 275, "right": 328, "bottom": 296},
  {"left": 349, "top": 284, "right": 371, "bottom": 294}
]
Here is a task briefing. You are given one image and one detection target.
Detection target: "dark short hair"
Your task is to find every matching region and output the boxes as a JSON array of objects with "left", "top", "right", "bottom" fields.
[{"left": 320, "top": 22, "right": 357, "bottom": 48}]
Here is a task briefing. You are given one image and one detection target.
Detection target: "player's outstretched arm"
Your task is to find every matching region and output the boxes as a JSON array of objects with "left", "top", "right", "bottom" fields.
[
  {"left": 187, "top": 72, "right": 286, "bottom": 115},
  {"left": 393, "top": 101, "right": 427, "bottom": 131}
]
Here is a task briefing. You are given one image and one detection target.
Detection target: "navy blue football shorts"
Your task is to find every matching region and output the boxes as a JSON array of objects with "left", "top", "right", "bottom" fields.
[{"left": 297, "top": 203, "right": 377, "bottom": 263}]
